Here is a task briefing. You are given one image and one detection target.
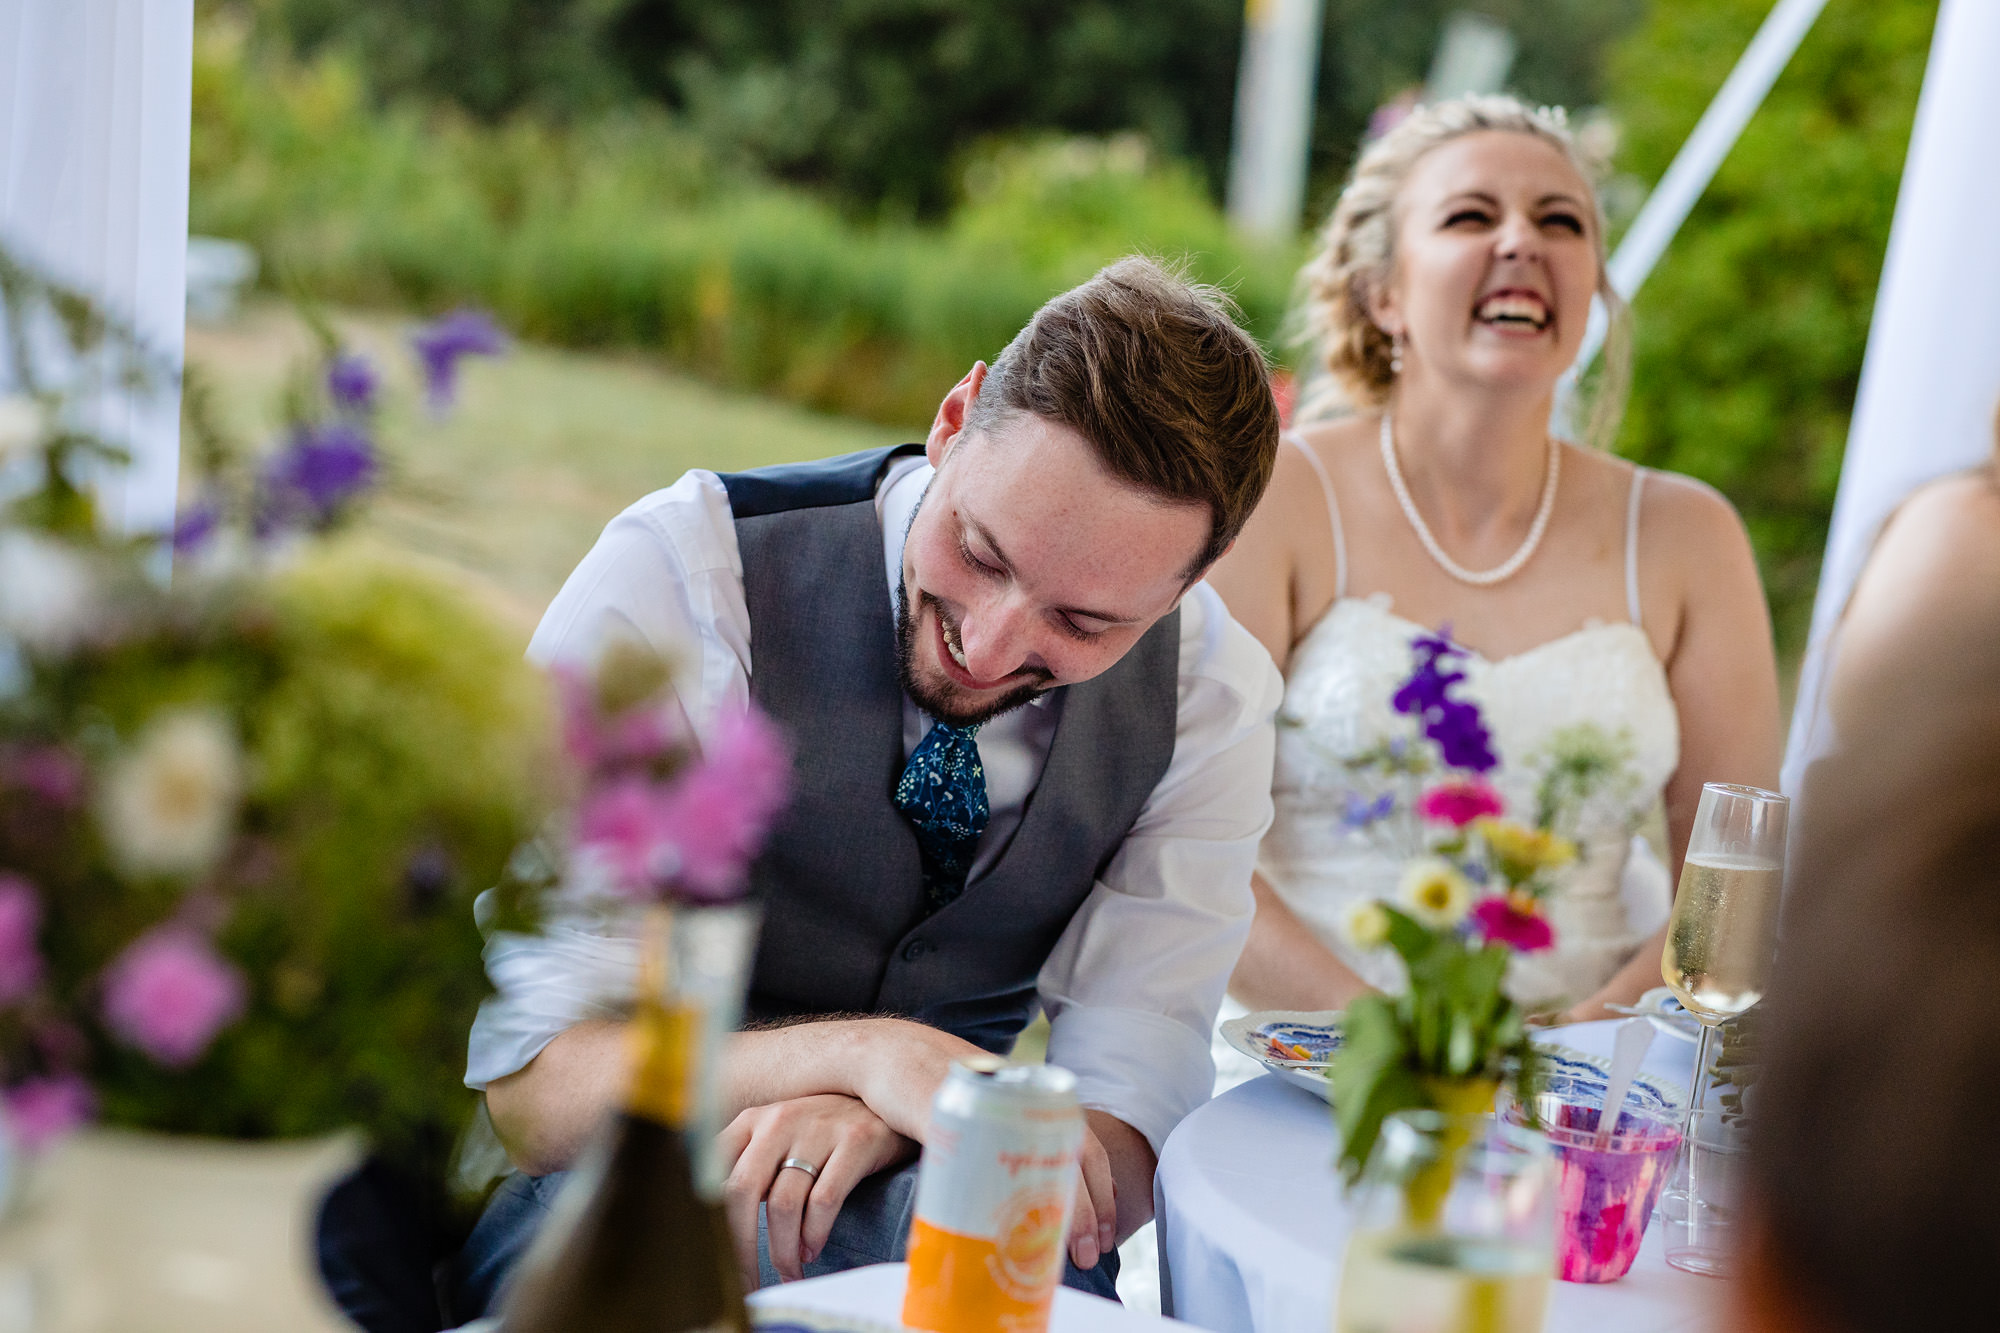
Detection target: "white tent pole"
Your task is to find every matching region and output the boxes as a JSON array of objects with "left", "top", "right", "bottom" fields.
[
  {"left": 1781, "top": 0, "right": 2000, "bottom": 792},
  {"left": 1227, "top": 0, "right": 1326, "bottom": 241}
]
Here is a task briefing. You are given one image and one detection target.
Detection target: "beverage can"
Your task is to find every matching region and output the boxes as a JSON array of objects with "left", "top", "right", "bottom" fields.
[{"left": 901, "top": 1056, "right": 1085, "bottom": 1333}]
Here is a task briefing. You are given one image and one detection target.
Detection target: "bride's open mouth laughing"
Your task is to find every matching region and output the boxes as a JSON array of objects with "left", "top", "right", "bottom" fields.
[{"left": 1473, "top": 288, "right": 1552, "bottom": 334}]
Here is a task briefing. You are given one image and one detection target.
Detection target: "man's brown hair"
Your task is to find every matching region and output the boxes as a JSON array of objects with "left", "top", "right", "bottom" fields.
[{"left": 965, "top": 256, "right": 1281, "bottom": 578}]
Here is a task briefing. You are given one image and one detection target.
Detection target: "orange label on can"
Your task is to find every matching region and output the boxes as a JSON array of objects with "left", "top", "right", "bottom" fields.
[{"left": 903, "top": 1207, "right": 1066, "bottom": 1333}]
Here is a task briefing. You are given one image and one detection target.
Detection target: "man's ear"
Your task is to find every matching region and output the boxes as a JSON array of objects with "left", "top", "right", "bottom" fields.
[{"left": 926, "top": 362, "right": 987, "bottom": 467}]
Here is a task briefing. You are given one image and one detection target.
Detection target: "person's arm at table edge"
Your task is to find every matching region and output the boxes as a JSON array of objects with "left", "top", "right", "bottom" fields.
[
  {"left": 485, "top": 1014, "right": 993, "bottom": 1175},
  {"left": 1568, "top": 476, "right": 1780, "bottom": 1023}
]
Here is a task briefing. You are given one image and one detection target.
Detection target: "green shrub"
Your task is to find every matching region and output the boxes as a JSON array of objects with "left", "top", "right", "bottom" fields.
[
  {"left": 191, "top": 20, "right": 1304, "bottom": 429},
  {"left": 1606, "top": 0, "right": 1935, "bottom": 653}
]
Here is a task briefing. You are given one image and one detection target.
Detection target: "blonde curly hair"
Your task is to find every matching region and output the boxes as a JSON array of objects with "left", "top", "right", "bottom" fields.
[{"left": 1298, "top": 94, "right": 1631, "bottom": 449}]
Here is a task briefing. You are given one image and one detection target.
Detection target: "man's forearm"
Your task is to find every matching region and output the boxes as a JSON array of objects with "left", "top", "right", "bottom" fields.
[
  {"left": 486, "top": 1013, "right": 993, "bottom": 1176},
  {"left": 726, "top": 1016, "right": 988, "bottom": 1142},
  {"left": 484, "top": 1020, "right": 630, "bottom": 1175}
]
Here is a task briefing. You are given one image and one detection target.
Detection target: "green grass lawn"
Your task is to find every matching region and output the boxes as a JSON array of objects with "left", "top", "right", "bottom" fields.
[{"left": 185, "top": 303, "right": 915, "bottom": 637}]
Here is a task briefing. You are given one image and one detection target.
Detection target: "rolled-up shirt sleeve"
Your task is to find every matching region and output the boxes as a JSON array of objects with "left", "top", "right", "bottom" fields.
[
  {"left": 1038, "top": 582, "right": 1282, "bottom": 1154},
  {"left": 468, "top": 472, "right": 748, "bottom": 1090}
]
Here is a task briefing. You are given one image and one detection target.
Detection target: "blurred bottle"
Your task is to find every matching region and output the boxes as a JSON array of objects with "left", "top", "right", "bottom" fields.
[{"left": 502, "top": 903, "right": 757, "bottom": 1333}]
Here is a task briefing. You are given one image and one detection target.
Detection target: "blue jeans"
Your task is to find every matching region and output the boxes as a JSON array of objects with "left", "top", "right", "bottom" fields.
[{"left": 452, "top": 1161, "right": 1119, "bottom": 1320}]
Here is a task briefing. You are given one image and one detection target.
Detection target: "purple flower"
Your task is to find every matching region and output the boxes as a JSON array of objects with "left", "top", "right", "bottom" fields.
[
  {"left": 1392, "top": 629, "right": 1499, "bottom": 774},
  {"left": 326, "top": 353, "right": 380, "bottom": 414},
  {"left": 101, "top": 926, "right": 247, "bottom": 1068},
  {"left": 3, "top": 1075, "right": 94, "bottom": 1152},
  {"left": 1341, "top": 791, "right": 1396, "bottom": 830},
  {"left": 260, "top": 421, "right": 377, "bottom": 531},
  {"left": 0, "top": 876, "right": 43, "bottom": 1004},
  {"left": 1430, "top": 699, "right": 1499, "bottom": 772},
  {"left": 171, "top": 498, "right": 221, "bottom": 554},
  {"left": 410, "top": 309, "right": 506, "bottom": 410}
]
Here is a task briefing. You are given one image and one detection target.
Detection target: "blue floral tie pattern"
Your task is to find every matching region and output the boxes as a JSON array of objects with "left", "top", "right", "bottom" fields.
[{"left": 893, "top": 721, "right": 989, "bottom": 913}]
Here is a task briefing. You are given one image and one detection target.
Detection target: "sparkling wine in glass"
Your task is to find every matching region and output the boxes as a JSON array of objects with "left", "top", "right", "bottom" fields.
[{"left": 1661, "top": 784, "right": 1789, "bottom": 1034}]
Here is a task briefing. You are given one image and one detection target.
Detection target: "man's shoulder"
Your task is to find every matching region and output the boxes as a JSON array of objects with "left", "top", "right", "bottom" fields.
[{"left": 594, "top": 469, "right": 740, "bottom": 571}]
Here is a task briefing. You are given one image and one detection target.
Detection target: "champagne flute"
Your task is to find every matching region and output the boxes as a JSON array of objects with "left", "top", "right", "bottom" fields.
[{"left": 1660, "top": 783, "right": 1789, "bottom": 1114}]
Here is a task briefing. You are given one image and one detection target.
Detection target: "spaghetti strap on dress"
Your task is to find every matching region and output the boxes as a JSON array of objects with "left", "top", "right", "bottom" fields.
[
  {"left": 1625, "top": 465, "right": 1648, "bottom": 629},
  {"left": 1286, "top": 431, "right": 1347, "bottom": 600}
]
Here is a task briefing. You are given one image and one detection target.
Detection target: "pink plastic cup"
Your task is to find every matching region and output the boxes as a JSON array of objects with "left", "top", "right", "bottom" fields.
[{"left": 1530, "top": 1098, "right": 1683, "bottom": 1283}]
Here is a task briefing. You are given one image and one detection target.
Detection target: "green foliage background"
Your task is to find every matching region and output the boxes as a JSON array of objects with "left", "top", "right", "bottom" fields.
[
  {"left": 1608, "top": 0, "right": 1936, "bottom": 651},
  {"left": 239, "top": 0, "right": 1637, "bottom": 215},
  {"left": 190, "top": 19, "right": 1302, "bottom": 427},
  {"left": 196, "top": 0, "right": 1948, "bottom": 654}
]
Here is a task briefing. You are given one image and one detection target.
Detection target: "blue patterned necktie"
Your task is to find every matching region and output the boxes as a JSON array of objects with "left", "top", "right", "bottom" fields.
[{"left": 893, "top": 720, "right": 990, "bottom": 913}]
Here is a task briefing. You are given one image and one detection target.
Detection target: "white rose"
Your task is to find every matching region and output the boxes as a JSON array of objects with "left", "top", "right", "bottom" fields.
[
  {"left": 0, "top": 529, "right": 98, "bottom": 652},
  {"left": 100, "top": 708, "right": 244, "bottom": 877}
]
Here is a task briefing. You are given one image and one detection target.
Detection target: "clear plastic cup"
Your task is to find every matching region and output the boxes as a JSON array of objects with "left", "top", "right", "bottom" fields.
[{"left": 1524, "top": 1096, "right": 1682, "bottom": 1283}]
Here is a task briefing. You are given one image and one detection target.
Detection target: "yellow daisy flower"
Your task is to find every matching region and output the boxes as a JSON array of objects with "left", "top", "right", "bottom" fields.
[
  {"left": 1475, "top": 818, "right": 1578, "bottom": 882},
  {"left": 1343, "top": 898, "right": 1392, "bottom": 949},
  {"left": 1397, "top": 857, "right": 1473, "bottom": 928}
]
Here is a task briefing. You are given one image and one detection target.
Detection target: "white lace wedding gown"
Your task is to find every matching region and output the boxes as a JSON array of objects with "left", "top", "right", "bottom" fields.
[{"left": 1220, "top": 445, "right": 1680, "bottom": 1085}]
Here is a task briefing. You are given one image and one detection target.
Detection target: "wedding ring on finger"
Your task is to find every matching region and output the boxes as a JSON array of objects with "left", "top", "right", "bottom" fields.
[{"left": 779, "top": 1157, "right": 821, "bottom": 1181}]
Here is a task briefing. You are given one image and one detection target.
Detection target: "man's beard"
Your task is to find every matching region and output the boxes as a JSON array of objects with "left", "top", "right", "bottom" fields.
[{"left": 895, "top": 583, "right": 1050, "bottom": 727}]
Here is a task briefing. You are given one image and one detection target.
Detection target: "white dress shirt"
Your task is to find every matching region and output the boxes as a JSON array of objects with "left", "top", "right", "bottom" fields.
[{"left": 468, "top": 457, "right": 1282, "bottom": 1153}]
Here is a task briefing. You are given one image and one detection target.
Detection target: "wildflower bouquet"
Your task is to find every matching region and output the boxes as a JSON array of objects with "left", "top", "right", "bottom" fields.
[
  {"left": 0, "top": 247, "right": 555, "bottom": 1188},
  {"left": 1328, "top": 630, "right": 1624, "bottom": 1180}
]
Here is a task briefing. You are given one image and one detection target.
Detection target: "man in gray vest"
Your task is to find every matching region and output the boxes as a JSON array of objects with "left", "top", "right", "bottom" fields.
[{"left": 459, "top": 257, "right": 1284, "bottom": 1309}]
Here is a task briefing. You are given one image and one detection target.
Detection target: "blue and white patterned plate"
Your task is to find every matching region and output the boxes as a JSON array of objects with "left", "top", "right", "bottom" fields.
[{"left": 1221, "top": 1009, "right": 1684, "bottom": 1113}]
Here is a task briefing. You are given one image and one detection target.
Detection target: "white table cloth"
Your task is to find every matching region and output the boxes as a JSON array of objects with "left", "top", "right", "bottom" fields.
[
  {"left": 454, "top": 1260, "right": 1191, "bottom": 1332},
  {"left": 1154, "top": 1021, "right": 1720, "bottom": 1332},
  {"left": 748, "top": 1262, "right": 1197, "bottom": 1330}
]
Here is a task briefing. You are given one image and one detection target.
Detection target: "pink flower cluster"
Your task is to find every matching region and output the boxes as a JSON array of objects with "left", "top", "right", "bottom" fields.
[
  {"left": 569, "top": 688, "right": 792, "bottom": 902},
  {"left": 1416, "top": 778, "right": 1505, "bottom": 828},
  {"left": 0, "top": 875, "right": 44, "bottom": 1003},
  {"left": 101, "top": 926, "right": 247, "bottom": 1068},
  {"left": 4, "top": 1075, "right": 94, "bottom": 1151},
  {"left": 1470, "top": 895, "right": 1555, "bottom": 953}
]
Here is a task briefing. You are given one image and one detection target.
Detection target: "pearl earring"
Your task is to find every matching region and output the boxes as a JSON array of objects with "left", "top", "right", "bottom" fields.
[{"left": 1389, "top": 333, "right": 1405, "bottom": 377}]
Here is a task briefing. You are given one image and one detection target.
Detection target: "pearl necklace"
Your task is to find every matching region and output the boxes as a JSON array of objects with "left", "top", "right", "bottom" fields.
[{"left": 1379, "top": 410, "right": 1560, "bottom": 587}]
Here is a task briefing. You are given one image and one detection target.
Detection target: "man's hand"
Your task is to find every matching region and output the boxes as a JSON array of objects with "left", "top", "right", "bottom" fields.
[
  {"left": 1068, "top": 1110, "right": 1157, "bottom": 1270},
  {"left": 718, "top": 1093, "right": 917, "bottom": 1285}
]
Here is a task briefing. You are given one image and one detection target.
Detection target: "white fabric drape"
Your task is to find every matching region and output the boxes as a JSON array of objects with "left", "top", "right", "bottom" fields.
[
  {"left": 0, "top": 0, "right": 193, "bottom": 537},
  {"left": 1782, "top": 0, "right": 2000, "bottom": 793}
]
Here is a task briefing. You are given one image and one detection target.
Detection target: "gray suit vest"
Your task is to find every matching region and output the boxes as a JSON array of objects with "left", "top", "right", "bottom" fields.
[{"left": 719, "top": 446, "right": 1180, "bottom": 1052}]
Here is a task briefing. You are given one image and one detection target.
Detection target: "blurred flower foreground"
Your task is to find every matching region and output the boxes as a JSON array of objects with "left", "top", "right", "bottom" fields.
[{"left": 0, "top": 247, "right": 555, "bottom": 1189}]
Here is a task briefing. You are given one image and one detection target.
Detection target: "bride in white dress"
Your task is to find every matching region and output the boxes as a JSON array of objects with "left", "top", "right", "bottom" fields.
[{"left": 1211, "top": 96, "right": 1783, "bottom": 1026}]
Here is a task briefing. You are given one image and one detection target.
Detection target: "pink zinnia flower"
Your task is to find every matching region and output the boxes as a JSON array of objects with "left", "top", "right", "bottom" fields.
[
  {"left": 1470, "top": 895, "right": 1556, "bottom": 953},
  {"left": 1416, "top": 778, "right": 1505, "bottom": 828},
  {"left": 652, "top": 708, "right": 791, "bottom": 901},
  {"left": 0, "top": 876, "right": 43, "bottom": 1004},
  {"left": 101, "top": 926, "right": 247, "bottom": 1067},
  {"left": 3, "top": 1075, "right": 94, "bottom": 1151},
  {"left": 576, "top": 776, "right": 673, "bottom": 893}
]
